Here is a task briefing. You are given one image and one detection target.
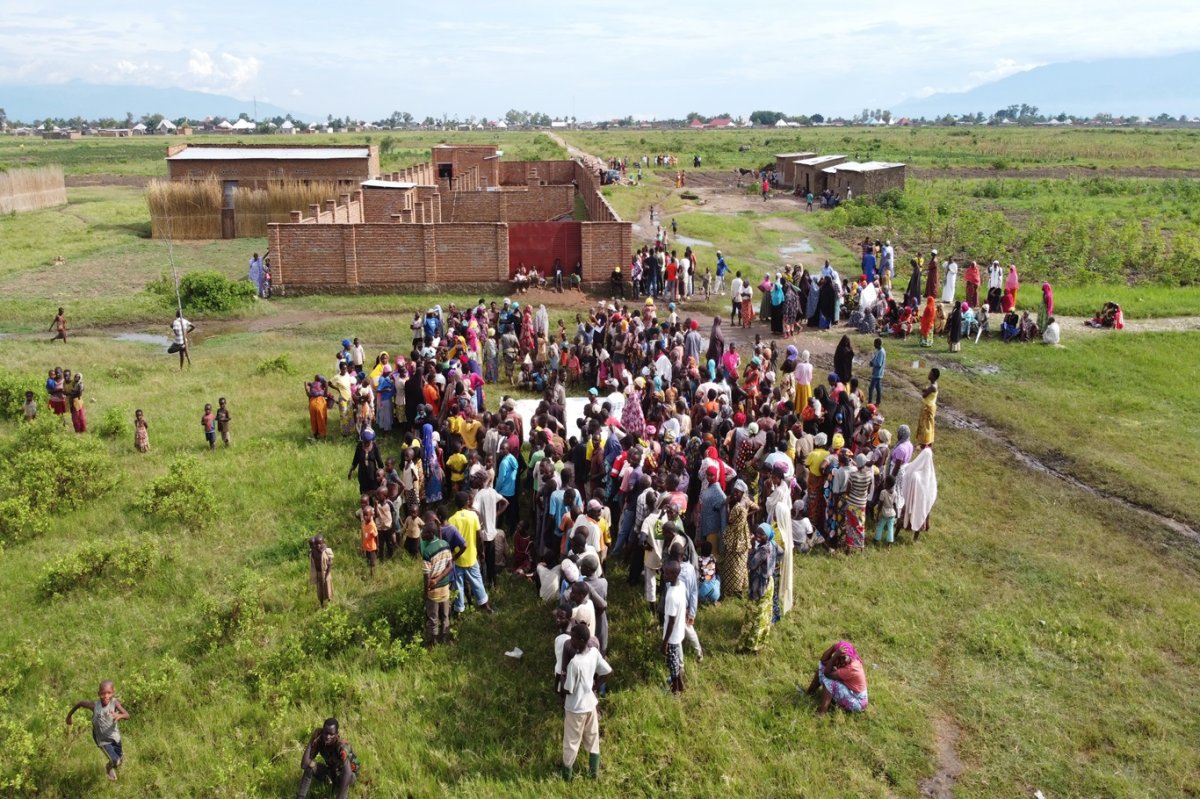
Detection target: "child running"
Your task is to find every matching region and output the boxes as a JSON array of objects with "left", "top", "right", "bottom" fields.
[
  {"left": 66, "top": 680, "right": 130, "bottom": 781},
  {"left": 201, "top": 403, "right": 216, "bottom": 450}
]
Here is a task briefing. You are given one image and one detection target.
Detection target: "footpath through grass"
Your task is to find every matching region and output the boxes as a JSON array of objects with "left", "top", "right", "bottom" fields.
[{"left": 1, "top": 328, "right": 1199, "bottom": 797}]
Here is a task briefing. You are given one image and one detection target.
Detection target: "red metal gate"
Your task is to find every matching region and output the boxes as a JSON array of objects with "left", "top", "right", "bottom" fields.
[{"left": 508, "top": 222, "right": 581, "bottom": 278}]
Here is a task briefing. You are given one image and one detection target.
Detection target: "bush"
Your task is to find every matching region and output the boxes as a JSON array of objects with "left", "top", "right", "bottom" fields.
[
  {"left": 177, "top": 270, "right": 256, "bottom": 313},
  {"left": 38, "top": 538, "right": 161, "bottom": 598},
  {"left": 96, "top": 406, "right": 130, "bottom": 439},
  {"left": 0, "top": 420, "right": 114, "bottom": 544},
  {"left": 195, "top": 575, "right": 265, "bottom": 650},
  {"left": 136, "top": 456, "right": 217, "bottom": 529},
  {"left": 0, "top": 371, "right": 41, "bottom": 421},
  {"left": 0, "top": 715, "right": 37, "bottom": 794},
  {"left": 255, "top": 354, "right": 296, "bottom": 376}
]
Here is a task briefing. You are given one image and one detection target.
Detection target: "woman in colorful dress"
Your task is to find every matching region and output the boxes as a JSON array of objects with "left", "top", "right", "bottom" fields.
[
  {"left": 914, "top": 368, "right": 939, "bottom": 448},
  {"left": 736, "top": 523, "right": 782, "bottom": 654},
  {"left": 806, "top": 641, "right": 869, "bottom": 714},
  {"left": 719, "top": 480, "right": 755, "bottom": 598}
]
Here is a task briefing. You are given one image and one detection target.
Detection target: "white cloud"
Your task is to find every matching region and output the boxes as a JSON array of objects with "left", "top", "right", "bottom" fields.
[
  {"left": 187, "top": 49, "right": 214, "bottom": 77},
  {"left": 184, "top": 48, "right": 261, "bottom": 96},
  {"left": 290, "top": 88, "right": 303, "bottom": 97}
]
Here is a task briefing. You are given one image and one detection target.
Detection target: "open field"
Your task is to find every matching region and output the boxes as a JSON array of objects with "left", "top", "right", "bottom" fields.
[
  {"left": 0, "top": 131, "right": 565, "bottom": 178},
  {"left": 1, "top": 128, "right": 1199, "bottom": 796},
  {"left": 2, "top": 324, "right": 1199, "bottom": 798}
]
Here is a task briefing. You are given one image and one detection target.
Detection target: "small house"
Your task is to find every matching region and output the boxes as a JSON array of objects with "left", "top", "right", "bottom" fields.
[{"left": 774, "top": 152, "right": 817, "bottom": 188}]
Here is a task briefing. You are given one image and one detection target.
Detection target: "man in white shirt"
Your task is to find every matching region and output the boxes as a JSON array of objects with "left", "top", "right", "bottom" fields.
[
  {"left": 661, "top": 560, "right": 687, "bottom": 694},
  {"left": 729, "top": 273, "right": 744, "bottom": 325},
  {"left": 653, "top": 345, "right": 673, "bottom": 383},
  {"left": 560, "top": 623, "right": 611, "bottom": 780},
  {"left": 471, "top": 472, "right": 508, "bottom": 589},
  {"left": 170, "top": 310, "right": 194, "bottom": 370}
]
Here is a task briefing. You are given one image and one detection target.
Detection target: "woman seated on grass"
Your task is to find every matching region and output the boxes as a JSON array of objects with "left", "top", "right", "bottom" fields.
[
  {"left": 806, "top": 640, "right": 868, "bottom": 714},
  {"left": 1001, "top": 310, "right": 1021, "bottom": 342}
]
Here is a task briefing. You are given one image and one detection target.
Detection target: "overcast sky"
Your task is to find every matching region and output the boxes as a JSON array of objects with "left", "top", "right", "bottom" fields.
[{"left": 3, "top": 0, "right": 1199, "bottom": 119}]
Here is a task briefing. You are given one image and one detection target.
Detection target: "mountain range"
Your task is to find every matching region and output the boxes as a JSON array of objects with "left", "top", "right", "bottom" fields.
[
  {"left": 893, "top": 51, "right": 1200, "bottom": 119},
  {"left": 0, "top": 81, "right": 305, "bottom": 122}
]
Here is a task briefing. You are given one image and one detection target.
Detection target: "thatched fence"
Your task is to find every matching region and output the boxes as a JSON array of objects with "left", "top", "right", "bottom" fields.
[
  {"left": 0, "top": 166, "right": 68, "bottom": 214},
  {"left": 147, "top": 177, "right": 344, "bottom": 239}
]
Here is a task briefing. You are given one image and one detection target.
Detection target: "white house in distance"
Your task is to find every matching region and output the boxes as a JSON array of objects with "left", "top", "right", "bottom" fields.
[
  {"left": 231, "top": 118, "right": 256, "bottom": 132},
  {"left": 280, "top": 120, "right": 296, "bottom": 135},
  {"left": 156, "top": 118, "right": 177, "bottom": 133},
  {"left": 132, "top": 122, "right": 148, "bottom": 135}
]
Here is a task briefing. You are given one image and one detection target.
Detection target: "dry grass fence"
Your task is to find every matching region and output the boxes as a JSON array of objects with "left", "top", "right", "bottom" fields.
[
  {"left": 0, "top": 165, "right": 68, "bottom": 214},
  {"left": 146, "top": 177, "right": 342, "bottom": 239}
]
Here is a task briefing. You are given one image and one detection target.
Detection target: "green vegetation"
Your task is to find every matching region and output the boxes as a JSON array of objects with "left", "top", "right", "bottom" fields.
[
  {"left": 565, "top": 126, "right": 1200, "bottom": 170},
  {"left": 0, "top": 329, "right": 1198, "bottom": 797}
]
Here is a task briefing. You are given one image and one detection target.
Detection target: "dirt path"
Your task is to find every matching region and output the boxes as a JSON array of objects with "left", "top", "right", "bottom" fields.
[{"left": 918, "top": 718, "right": 966, "bottom": 799}]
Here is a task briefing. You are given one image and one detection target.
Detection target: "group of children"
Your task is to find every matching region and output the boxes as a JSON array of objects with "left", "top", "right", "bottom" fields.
[{"left": 200, "top": 398, "right": 232, "bottom": 450}]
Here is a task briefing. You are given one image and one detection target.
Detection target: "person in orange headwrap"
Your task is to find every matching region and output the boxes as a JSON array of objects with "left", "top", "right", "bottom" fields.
[
  {"left": 919, "top": 297, "right": 937, "bottom": 347},
  {"left": 963, "top": 260, "right": 981, "bottom": 308}
]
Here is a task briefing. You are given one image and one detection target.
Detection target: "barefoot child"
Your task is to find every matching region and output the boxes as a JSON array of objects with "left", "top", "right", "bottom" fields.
[
  {"left": 134, "top": 409, "right": 149, "bottom": 452},
  {"left": 216, "top": 397, "right": 231, "bottom": 447},
  {"left": 49, "top": 307, "right": 68, "bottom": 343},
  {"left": 23, "top": 390, "right": 38, "bottom": 423},
  {"left": 357, "top": 495, "right": 379, "bottom": 578},
  {"left": 201, "top": 403, "right": 216, "bottom": 450},
  {"left": 66, "top": 680, "right": 129, "bottom": 781}
]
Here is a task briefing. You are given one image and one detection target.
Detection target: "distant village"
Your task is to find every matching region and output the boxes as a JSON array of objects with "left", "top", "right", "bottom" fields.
[{"left": 3, "top": 104, "right": 1200, "bottom": 138}]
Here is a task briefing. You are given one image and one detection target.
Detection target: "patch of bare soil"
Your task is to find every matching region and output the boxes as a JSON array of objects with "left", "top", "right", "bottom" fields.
[
  {"left": 918, "top": 717, "right": 966, "bottom": 799},
  {"left": 65, "top": 175, "right": 151, "bottom": 188}
]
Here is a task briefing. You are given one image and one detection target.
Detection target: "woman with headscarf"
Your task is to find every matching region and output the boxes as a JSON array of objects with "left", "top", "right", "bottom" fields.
[
  {"left": 783, "top": 278, "right": 801, "bottom": 336},
  {"left": 924, "top": 250, "right": 940, "bottom": 298},
  {"left": 720, "top": 479, "right": 755, "bottom": 598},
  {"left": 758, "top": 273, "right": 773, "bottom": 325},
  {"left": 818, "top": 276, "right": 837, "bottom": 330},
  {"left": 915, "top": 368, "right": 939, "bottom": 448},
  {"left": 67, "top": 373, "right": 87, "bottom": 433},
  {"left": 806, "top": 641, "right": 869, "bottom": 714},
  {"left": 534, "top": 304, "right": 549, "bottom": 338},
  {"left": 906, "top": 258, "right": 922, "bottom": 299},
  {"left": 520, "top": 305, "right": 535, "bottom": 355},
  {"left": 794, "top": 349, "right": 814, "bottom": 414},
  {"left": 706, "top": 316, "right": 725, "bottom": 364},
  {"left": 764, "top": 466, "right": 794, "bottom": 617},
  {"left": 963, "top": 260, "right": 981, "bottom": 308},
  {"left": 833, "top": 335, "right": 854, "bottom": 384},
  {"left": 769, "top": 276, "right": 785, "bottom": 334},
  {"left": 736, "top": 522, "right": 782, "bottom": 654},
  {"left": 1039, "top": 282, "right": 1054, "bottom": 331},
  {"left": 919, "top": 296, "right": 937, "bottom": 347},
  {"left": 900, "top": 447, "right": 937, "bottom": 541},
  {"left": 621, "top": 380, "right": 646, "bottom": 437},
  {"left": 421, "top": 423, "right": 443, "bottom": 505},
  {"left": 376, "top": 366, "right": 395, "bottom": 431},
  {"left": 845, "top": 454, "right": 873, "bottom": 553},
  {"left": 1003, "top": 264, "right": 1020, "bottom": 312},
  {"left": 947, "top": 302, "right": 964, "bottom": 352},
  {"left": 941, "top": 257, "right": 958, "bottom": 303},
  {"left": 805, "top": 274, "right": 821, "bottom": 327}
]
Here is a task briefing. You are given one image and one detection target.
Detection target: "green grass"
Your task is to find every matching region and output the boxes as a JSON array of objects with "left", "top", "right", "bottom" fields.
[
  {"left": 563, "top": 127, "right": 1200, "bottom": 170},
  {"left": 1050, "top": 284, "right": 1200, "bottom": 318},
  {"left": 1, "top": 329, "right": 1199, "bottom": 798},
  {"left": 0, "top": 131, "right": 565, "bottom": 177}
]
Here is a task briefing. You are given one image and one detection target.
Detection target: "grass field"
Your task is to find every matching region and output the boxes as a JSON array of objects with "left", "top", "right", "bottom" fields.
[
  {"left": 1, "top": 328, "right": 1198, "bottom": 798},
  {"left": 0, "top": 131, "right": 565, "bottom": 177},
  {"left": 1, "top": 128, "right": 1199, "bottom": 796}
]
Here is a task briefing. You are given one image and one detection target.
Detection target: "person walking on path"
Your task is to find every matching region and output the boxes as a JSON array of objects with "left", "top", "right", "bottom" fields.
[{"left": 49, "top": 307, "right": 68, "bottom": 343}]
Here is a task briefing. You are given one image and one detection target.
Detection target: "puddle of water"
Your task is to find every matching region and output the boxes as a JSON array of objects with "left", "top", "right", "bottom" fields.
[
  {"left": 970, "top": 364, "right": 1000, "bottom": 375},
  {"left": 115, "top": 333, "right": 171, "bottom": 347},
  {"left": 674, "top": 235, "right": 715, "bottom": 248},
  {"left": 779, "top": 239, "right": 814, "bottom": 256}
]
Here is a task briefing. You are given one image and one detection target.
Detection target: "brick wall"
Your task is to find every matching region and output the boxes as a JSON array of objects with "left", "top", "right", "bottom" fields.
[
  {"left": 580, "top": 222, "right": 632, "bottom": 281},
  {"left": 270, "top": 221, "right": 510, "bottom": 292},
  {"left": 441, "top": 185, "right": 574, "bottom": 223},
  {"left": 168, "top": 156, "right": 371, "bottom": 188},
  {"left": 498, "top": 160, "right": 576, "bottom": 186},
  {"left": 573, "top": 160, "right": 620, "bottom": 222}
]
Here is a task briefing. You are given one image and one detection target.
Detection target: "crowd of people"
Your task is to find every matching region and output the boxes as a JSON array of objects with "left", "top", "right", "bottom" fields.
[{"left": 290, "top": 257, "right": 958, "bottom": 780}]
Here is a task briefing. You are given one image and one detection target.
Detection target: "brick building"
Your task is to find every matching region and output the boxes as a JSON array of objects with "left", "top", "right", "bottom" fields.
[
  {"left": 773, "top": 152, "right": 816, "bottom": 188},
  {"left": 793, "top": 154, "right": 847, "bottom": 195},
  {"left": 268, "top": 145, "right": 631, "bottom": 294},
  {"left": 165, "top": 143, "right": 380, "bottom": 189},
  {"left": 821, "top": 161, "right": 906, "bottom": 198}
]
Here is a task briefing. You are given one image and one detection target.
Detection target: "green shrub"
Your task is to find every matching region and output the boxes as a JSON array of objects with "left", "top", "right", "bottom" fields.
[
  {"left": 0, "top": 420, "right": 114, "bottom": 544},
  {"left": 136, "top": 456, "right": 216, "bottom": 529},
  {"left": 121, "top": 655, "right": 185, "bottom": 711},
  {"left": 0, "top": 371, "right": 41, "bottom": 421},
  {"left": 177, "top": 270, "right": 256, "bottom": 313},
  {"left": 303, "top": 605, "right": 363, "bottom": 658},
  {"left": 195, "top": 575, "right": 265, "bottom": 650},
  {"left": 255, "top": 354, "right": 296, "bottom": 376},
  {"left": 38, "top": 538, "right": 161, "bottom": 598},
  {"left": 96, "top": 406, "right": 130, "bottom": 439},
  {"left": 0, "top": 715, "right": 37, "bottom": 794}
]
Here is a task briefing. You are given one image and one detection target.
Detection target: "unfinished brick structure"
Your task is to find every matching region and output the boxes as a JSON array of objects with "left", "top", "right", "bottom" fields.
[
  {"left": 793, "top": 154, "right": 847, "bottom": 195},
  {"left": 166, "top": 143, "right": 380, "bottom": 188},
  {"left": 268, "top": 145, "right": 631, "bottom": 294},
  {"left": 774, "top": 152, "right": 816, "bottom": 188}
]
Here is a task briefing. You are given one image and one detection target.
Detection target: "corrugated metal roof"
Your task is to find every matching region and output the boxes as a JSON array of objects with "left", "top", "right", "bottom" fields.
[
  {"left": 360, "top": 180, "right": 418, "bottom": 189},
  {"left": 167, "top": 147, "right": 370, "bottom": 161},
  {"left": 795, "top": 154, "right": 846, "bottom": 166},
  {"left": 825, "top": 160, "right": 905, "bottom": 173},
  {"left": 775, "top": 151, "right": 816, "bottom": 158}
]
